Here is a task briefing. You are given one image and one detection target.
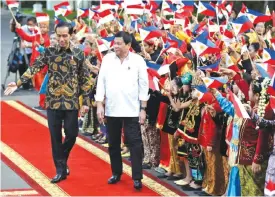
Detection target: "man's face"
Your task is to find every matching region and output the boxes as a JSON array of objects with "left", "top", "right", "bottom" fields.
[
  {"left": 56, "top": 26, "right": 71, "bottom": 48},
  {"left": 113, "top": 37, "right": 130, "bottom": 57}
]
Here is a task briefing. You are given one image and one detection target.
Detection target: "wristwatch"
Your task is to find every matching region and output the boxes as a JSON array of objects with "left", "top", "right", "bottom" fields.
[{"left": 140, "top": 106, "right": 147, "bottom": 111}]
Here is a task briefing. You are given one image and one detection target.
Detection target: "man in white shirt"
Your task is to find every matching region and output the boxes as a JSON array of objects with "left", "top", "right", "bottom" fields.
[{"left": 96, "top": 31, "right": 149, "bottom": 190}]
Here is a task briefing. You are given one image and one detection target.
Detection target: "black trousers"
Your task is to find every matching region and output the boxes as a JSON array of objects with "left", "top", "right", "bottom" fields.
[
  {"left": 106, "top": 117, "right": 143, "bottom": 180},
  {"left": 47, "top": 109, "right": 79, "bottom": 174}
]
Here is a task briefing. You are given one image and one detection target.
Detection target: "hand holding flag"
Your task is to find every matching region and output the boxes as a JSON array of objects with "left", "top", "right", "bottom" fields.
[{"left": 6, "top": 0, "right": 19, "bottom": 23}]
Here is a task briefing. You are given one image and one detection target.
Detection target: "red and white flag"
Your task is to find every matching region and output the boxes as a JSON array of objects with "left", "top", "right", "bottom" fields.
[
  {"left": 36, "top": 13, "right": 49, "bottom": 23},
  {"left": 147, "top": 68, "right": 160, "bottom": 91},
  {"left": 162, "top": 18, "right": 174, "bottom": 30},
  {"left": 97, "top": 10, "right": 115, "bottom": 25},
  {"left": 100, "top": 0, "right": 119, "bottom": 11},
  {"left": 6, "top": 0, "right": 19, "bottom": 9},
  {"left": 125, "top": 4, "right": 144, "bottom": 15}
]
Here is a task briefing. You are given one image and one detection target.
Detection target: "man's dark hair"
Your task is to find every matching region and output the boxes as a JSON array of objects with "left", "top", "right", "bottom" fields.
[
  {"left": 114, "top": 31, "right": 132, "bottom": 45},
  {"left": 55, "top": 21, "right": 74, "bottom": 35},
  {"left": 27, "top": 16, "right": 37, "bottom": 24}
]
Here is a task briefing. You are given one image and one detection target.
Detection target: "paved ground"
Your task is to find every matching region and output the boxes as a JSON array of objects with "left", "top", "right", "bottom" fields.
[
  {"left": 0, "top": 8, "right": 201, "bottom": 196},
  {"left": 1, "top": 162, "right": 30, "bottom": 189}
]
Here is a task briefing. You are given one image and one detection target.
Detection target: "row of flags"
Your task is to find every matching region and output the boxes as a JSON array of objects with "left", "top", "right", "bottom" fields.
[{"left": 53, "top": 1, "right": 275, "bottom": 119}]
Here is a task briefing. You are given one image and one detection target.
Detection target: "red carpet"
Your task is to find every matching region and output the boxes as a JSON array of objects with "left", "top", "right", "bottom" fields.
[{"left": 1, "top": 101, "right": 160, "bottom": 196}]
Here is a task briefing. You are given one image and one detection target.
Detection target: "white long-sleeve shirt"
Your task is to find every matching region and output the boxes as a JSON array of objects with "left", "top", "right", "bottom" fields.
[{"left": 95, "top": 52, "right": 149, "bottom": 117}]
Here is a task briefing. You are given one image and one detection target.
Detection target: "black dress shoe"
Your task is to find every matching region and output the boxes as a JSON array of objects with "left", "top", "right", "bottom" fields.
[
  {"left": 133, "top": 180, "right": 142, "bottom": 190},
  {"left": 50, "top": 174, "right": 66, "bottom": 183},
  {"left": 66, "top": 166, "right": 70, "bottom": 176},
  {"left": 108, "top": 175, "right": 121, "bottom": 184}
]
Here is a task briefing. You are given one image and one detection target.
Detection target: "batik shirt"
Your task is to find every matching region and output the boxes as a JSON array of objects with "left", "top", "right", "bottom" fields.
[{"left": 17, "top": 45, "right": 91, "bottom": 110}]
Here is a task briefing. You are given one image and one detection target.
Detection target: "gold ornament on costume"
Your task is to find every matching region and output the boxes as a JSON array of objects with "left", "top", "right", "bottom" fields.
[
  {"left": 181, "top": 101, "right": 200, "bottom": 132},
  {"left": 52, "top": 63, "right": 58, "bottom": 71}
]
